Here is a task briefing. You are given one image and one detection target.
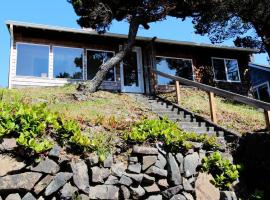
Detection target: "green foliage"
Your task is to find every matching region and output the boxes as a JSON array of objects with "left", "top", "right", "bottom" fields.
[
  {"left": 202, "top": 151, "right": 241, "bottom": 190},
  {"left": 251, "top": 190, "right": 264, "bottom": 200},
  {"left": 125, "top": 118, "right": 219, "bottom": 151},
  {"left": 89, "top": 132, "right": 114, "bottom": 162}
]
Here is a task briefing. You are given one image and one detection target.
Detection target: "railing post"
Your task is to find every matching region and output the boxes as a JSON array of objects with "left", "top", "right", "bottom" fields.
[
  {"left": 208, "top": 91, "right": 218, "bottom": 123},
  {"left": 175, "top": 81, "right": 181, "bottom": 105},
  {"left": 264, "top": 110, "right": 270, "bottom": 131}
]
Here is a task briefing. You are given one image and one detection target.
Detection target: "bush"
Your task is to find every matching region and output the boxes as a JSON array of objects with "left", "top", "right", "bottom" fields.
[
  {"left": 125, "top": 118, "right": 218, "bottom": 151},
  {"left": 0, "top": 101, "right": 92, "bottom": 154},
  {"left": 202, "top": 151, "right": 241, "bottom": 190}
]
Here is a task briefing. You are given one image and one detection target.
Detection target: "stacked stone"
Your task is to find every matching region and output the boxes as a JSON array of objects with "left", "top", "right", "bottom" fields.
[{"left": 0, "top": 139, "right": 236, "bottom": 200}]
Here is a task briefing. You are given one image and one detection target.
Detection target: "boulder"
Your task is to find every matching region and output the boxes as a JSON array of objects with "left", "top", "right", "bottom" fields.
[
  {"left": 31, "top": 158, "right": 60, "bottom": 174},
  {"left": 170, "top": 194, "right": 186, "bottom": 200},
  {"left": 195, "top": 173, "right": 220, "bottom": 200},
  {"left": 45, "top": 172, "right": 73, "bottom": 196},
  {"left": 0, "top": 138, "right": 17, "bottom": 152},
  {"left": 220, "top": 191, "right": 237, "bottom": 200},
  {"left": 167, "top": 153, "right": 182, "bottom": 185},
  {"left": 129, "top": 156, "right": 138, "bottom": 163},
  {"left": 183, "top": 177, "right": 194, "bottom": 191},
  {"left": 144, "top": 183, "right": 160, "bottom": 194},
  {"left": 162, "top": 186, "right": 183, "bottom": 199},
  {"left": 71, "top": 159, "right": 89, "bottom": 193},
  {"left": 34, "top": 175, "right": 54, "bottom": 195},
  {"left": 184, "top": 153, "right": 200, "bottom": 177},
  {"left": 142, "top": 156, "right": 157, "bottom": 171},
  {"left": 91, "top": 167, "right": 110, "bottom": 183},
  {"left": 146, "top": 195, "right": 163, "bottom": 200},
  {"left": 124, "top": 173, "right": 143, "bottom": 183},
  {"left": 105, "top": 175, "right": 119, "bottom": 185},
  {"left": 121, "top": 185, "right": 130, "bottom": 199},
  {"left": 155, "top": 153, "right": 167, "bottom": 169},
  {"left": 89, "top": 185, "right": 119, "bottom": 200},
  {"left": 48, "top": 145, "right": 61, "bottom": 158},
  {"left": 142, "top": 174, "right": 155, "bottom": 185},
  {"left": 103, "top": 154, "right": 113, "bottom": 168},
  {"left": 146, "top": 166, "right": 168, "bottom": 177},
  {"left": 183, "top": 192, "right": 194, "bottom": 200},
  {"left": 132, "top": 146, "right": 158, "bottom": 155},
  {"left": 0, "top": 172, "right": 42, "bottom": 191},
  {"left": 80, "top": 194, "right": 89, "bottom": 200},
  {"left": 86, "top": 153, "right": 99, "bottom": 166},
  {"left": 60, "top": 182, "right": 78, "bottom": 199},
  {"left": 22, "top": 192, "right": 36, "bottom": 200},
  {"left": 5, "top": 193, "right": 21, "bottom": 200},
  {"left": 111, "top": 162, "right": 127, "bottom": 177},
  {"left": 158, "top": 179, "right": 169, "bottom": 189},
  {"left": 128, "top": 163, "right": 141, "bottom": 174},
  {"left": 130, "top": 185, "right": 145, "bottom": 199},
  {"left": 0, "top": 155, "right": 26, "bottom": 176},
  {"left": 176, "top": 153, "right": 184, "bottom": 165},
  {"left": 119, "top": 175, "right": 133, "bottom": 186}
]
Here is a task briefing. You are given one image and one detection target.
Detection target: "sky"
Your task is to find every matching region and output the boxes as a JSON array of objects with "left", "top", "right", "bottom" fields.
[{"left": 0, "top": 0, "right": 269, "bottom": 87}]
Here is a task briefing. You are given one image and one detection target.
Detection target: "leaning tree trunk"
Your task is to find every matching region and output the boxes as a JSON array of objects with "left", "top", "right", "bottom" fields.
[{"left": 77, "top": 20, "right": 140, "bottom": 94}]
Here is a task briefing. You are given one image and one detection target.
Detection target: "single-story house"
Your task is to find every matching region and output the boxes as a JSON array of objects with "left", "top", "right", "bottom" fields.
[
  {"left": 6, "top": 21, "right": 257, "bottom": 95},
  {"left": 249, "top": 63, "right": 270, "bottom": 102}
]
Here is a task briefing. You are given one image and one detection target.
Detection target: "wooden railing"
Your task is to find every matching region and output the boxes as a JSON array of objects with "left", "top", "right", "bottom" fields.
[{"left": 152, "top": 69, "right": 270, "bottom": 131}]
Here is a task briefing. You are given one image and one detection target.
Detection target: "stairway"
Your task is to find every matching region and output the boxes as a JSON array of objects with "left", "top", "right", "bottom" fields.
[{"left": 130, "top": 94, "right": 240, "bottom": 145}]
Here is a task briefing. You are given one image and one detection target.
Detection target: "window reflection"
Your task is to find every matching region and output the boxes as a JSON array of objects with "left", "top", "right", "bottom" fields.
[
  {"left": 53, "top": 47, "right": 83, "bottom": 79},
  {"left": 87, "top": 50, "right": 115, "bottom": 81},
  {"left": 226, "top": 60, "right": 240, "bottom": 81},
  {"left": 123, "top": 51, "right": 139, "bottom": 86},
  {"left": 156, "top": 57, "right": 193, "bottom": 85},
  {"left": 212, "top": 58, "right": 240, "bottom": 82},
  {"left": 16, "top": 43, "right": 49, "bottom": 77}
]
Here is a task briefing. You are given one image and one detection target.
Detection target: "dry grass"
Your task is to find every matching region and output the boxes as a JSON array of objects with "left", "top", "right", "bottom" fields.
[
  {"left": 0, "top": 85, "right": 155, "bottom": 124},
  {"left": 159, "top": 87, "right": 265, "bottom": 134}
]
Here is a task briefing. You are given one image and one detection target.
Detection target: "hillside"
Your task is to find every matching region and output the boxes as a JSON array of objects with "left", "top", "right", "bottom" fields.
[{"left": 158, "top": 87, "right": 265, "bottom": 134}]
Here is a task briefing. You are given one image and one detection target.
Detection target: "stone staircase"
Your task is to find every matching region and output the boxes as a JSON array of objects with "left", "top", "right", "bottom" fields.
[{"left": 130, "top": 94, "right": 240, "bottom": 146}]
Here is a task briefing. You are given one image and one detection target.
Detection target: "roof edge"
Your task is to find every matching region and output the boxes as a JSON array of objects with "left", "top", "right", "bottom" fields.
[{"left": 6, "top": 20, "right": 258, "bottom": 53}]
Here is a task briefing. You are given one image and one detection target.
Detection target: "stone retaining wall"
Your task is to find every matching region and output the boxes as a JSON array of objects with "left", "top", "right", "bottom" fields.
[{"left": 0, "top": 140, "right": 236, "bottom": 200}]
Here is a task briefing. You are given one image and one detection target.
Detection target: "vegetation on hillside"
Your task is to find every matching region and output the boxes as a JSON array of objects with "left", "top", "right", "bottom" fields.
[{"left": 158, "top": 87, "right": 265, "bottom": 134}]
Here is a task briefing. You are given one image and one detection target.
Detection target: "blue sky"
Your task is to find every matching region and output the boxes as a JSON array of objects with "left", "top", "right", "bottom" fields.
[{"left": 0, "top": 0, "right": 268, "bottom": 87}]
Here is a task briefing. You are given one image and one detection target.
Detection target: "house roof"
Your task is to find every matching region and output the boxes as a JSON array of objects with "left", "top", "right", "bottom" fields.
[
  {"left": 6, "top": 20, "right": 258, "bottom": 53},
  {"left": 249, "top": 63, "right": 270, "bottom": 72}
]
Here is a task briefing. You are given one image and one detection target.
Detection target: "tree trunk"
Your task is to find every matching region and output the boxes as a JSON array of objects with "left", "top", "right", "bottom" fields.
[{"left": 78, "top": 19, "right": 140, "bottom": 93}]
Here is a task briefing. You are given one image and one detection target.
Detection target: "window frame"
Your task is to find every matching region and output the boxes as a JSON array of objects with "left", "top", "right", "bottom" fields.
[
  {"left": 253, "top": 81, "right": 270, "bottom": 101},
  {"left": 15, "top": 42, "right": 50, "bottom": 78},
  {"left": 86, "top": 48, "right": 117, "bottom": 82},
  {"left": 52, "top": 45, "right": 84, "bottom": 81},
  {"left": 211, "top": 57, "right": 241, "bottom": 83},
  {"left": 155, "top": 55, "right": 195, "bottom": 85}
]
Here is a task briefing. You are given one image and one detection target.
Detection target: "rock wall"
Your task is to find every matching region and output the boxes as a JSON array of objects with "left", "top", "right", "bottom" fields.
[{"left": 0, "top": 141, "right": 236, "bottom": 200}]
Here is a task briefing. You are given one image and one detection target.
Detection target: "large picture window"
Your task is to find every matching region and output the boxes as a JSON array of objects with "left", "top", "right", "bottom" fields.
[
  {"left": 156, "top": 56, "right": 193, "bottom": 85},
  {"left": 16, "top": 43, "right": 49, "bottom": 77},
  {"left": 87, "top": 50, "right": 116, "bottom": 81},
  {"left": 212, "top": 58, "right": 240, "bottom": 82},
  {"left": 53, "top": 47, "right": 83, "bottom": 79}
]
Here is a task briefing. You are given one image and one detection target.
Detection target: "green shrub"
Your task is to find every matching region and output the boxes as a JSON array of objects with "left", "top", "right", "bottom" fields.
[
  {"left": 202, "top": 151, "right": 241, "bottom": 190},
  {"left": 125, "top": 118, "right": 218, "bottom": 151}
]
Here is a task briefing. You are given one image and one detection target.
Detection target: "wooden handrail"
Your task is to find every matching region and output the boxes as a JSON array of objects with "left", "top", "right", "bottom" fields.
[{"left": 152, "top": 69, "right": 270, "bottom": 131}]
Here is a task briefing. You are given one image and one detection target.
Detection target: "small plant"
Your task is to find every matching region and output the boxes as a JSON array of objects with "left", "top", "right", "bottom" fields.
[
  {"left": 202, "top": 151, "right": 241, "bottom": 190},
  {"left": 125, "top": 118, "right": 219, "bottom": 151},
  {"left": 251, "top": 189, "right": 264, "bottom": 200}
]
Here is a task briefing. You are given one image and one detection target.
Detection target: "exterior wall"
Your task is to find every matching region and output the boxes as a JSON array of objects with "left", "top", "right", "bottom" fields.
[
  {"left": 249, "top": 66, "right": 270, "bottom": 87},
  {"left": 154, "top": 43, "right": 251, "bottom": 95},
  {"left": 9, "top": 26, "right": 252, "bottom": 95}
]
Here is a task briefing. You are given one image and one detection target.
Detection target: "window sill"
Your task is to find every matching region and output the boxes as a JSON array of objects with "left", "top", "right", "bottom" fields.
[{"left": 214, "top": 80, "right": 241, "bottom": 83}]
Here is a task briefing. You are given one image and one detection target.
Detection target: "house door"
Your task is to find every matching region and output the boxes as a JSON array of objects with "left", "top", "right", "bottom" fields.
[{"left": 120, "top": 47, "right": 144, "bottom": 93}]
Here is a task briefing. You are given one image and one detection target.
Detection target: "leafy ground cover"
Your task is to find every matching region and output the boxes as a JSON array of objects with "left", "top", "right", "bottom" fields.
[{"left": 158, "top": 87, "right": 265, "bottom": 134}]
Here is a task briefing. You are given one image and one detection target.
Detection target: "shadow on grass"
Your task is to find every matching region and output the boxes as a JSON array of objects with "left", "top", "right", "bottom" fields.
[{"left": 234, "top": 132, "right": 270, "bottom": 199}]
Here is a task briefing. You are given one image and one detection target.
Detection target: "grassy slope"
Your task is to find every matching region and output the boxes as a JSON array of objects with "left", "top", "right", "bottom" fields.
[
  {"left": 159, "top": 87, "right": 265, "bottom": 134},
  {"left": 0, "top": 85, "right": 155, "bottom": 123}
]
